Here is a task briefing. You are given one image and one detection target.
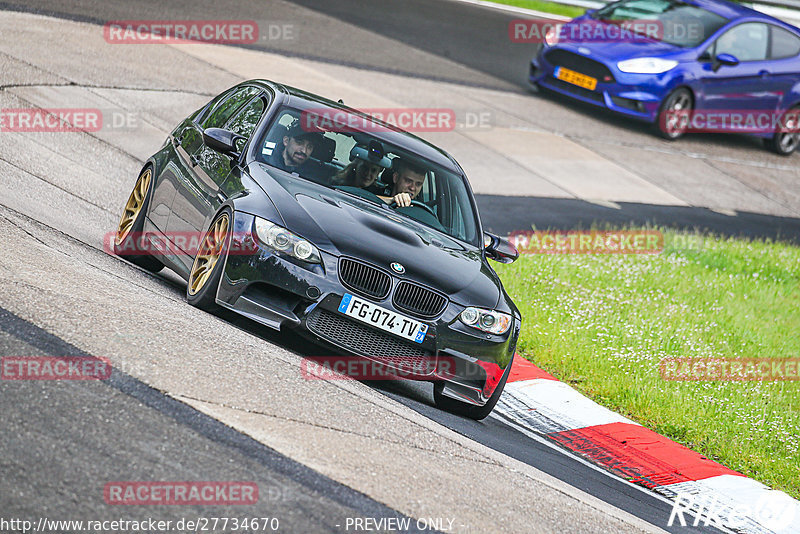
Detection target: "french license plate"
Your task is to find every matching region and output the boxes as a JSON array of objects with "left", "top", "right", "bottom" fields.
[
  {"left": 555, "top": 66, "right": 597, "bottom": 91},
  {"left": 338, "top": 293, "right": 428, "bottom": 344}
]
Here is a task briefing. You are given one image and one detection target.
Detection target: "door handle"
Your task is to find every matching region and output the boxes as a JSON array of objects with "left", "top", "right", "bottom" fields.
[{"left": 759, "top": 70, "right": 771, "bottom": 77}]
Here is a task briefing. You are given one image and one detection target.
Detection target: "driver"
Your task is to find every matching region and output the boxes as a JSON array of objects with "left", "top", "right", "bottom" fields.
[
  {"left": 266, "top": 122, "right": 324, "bottom": 174},
  {"left": 378, "top": 158, "right": 427, "bottom": 207}
]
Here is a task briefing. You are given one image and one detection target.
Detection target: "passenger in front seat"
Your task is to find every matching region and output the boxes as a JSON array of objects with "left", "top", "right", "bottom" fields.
[
  {"left": 332, "top": 143, "right": 391, "bottom": 189},
  {"left": 332, "top": 158, "right": 384, "bottom": 189}
]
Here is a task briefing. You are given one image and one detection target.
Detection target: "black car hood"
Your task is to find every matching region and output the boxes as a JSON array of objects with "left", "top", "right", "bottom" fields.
[{"left": 247, "top": 164, "right": 500, "bottom": 308}]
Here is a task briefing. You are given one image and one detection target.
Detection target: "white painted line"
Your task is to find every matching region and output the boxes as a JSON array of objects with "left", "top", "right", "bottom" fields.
[
  {"left": 661, "top": 475, "right": 800, "bottom": 534},
  {"left": 497, "top": 375, "right": 800, "bottom": 534},
  {"left": 444, "top": 0, "right": 572, "bottom": 20},
  {"left": 489, "top": 409, "right": 687, "bottom": 522},
  {"left": 444, "top": 0, "right": 800, "bottom": 28},
  {"left": 502, "top": 378, "right": 640, "bottom": 431}
]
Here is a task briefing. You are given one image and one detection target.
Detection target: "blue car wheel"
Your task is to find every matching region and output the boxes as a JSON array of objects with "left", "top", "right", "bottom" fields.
[
  {"left": 766, "top": 106, "right": 800, "bottom": 156},
  {"left": 655, "top": 88, "right": 693, "bottom": 141}
]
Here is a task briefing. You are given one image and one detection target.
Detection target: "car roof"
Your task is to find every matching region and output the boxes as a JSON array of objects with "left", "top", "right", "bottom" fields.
[
  {"left": 247, "top": 79, "right": 463, "bottom": 174},
  {"left": 688, "top": 0, "right": 800, "bottom": 30}
]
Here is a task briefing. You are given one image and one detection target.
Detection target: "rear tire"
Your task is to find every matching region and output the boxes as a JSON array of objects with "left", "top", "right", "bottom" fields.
[
  {"left": 114, "top": 166, "right": 163, "bottom": 273},
  {"left": 766, "top": 106, "right": 800, "bottom": 156},
  {"left": 655, "top": 88, "right": 693, "bottom": 140},
  {"left": 433, "top": 355, "right": 513, "bottom": 421},
  {"left": 186, "top": 209, "right": 232, "bottom": 312}
]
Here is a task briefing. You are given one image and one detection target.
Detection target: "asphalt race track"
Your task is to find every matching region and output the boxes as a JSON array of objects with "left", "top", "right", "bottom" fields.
[{"left": 0, "top": 0, "right": 797, "bottom": 533}]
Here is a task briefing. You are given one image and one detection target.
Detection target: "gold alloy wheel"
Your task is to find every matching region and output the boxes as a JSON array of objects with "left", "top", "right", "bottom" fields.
[
  {"left": 188, "top": 213, "right": 230, "bottom": 296},
  {"left": 115, "top": 169, "right": 152, "bottom": 246}
]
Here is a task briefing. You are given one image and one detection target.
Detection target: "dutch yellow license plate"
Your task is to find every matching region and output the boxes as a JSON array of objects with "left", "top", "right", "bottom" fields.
[{"left": 555, "top": 67, "right": 597, "bottom": 91}]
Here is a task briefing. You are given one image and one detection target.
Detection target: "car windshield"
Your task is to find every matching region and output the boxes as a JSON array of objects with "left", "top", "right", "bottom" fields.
[
  {"left": 255, "top": 106, "right": 481, "bottom": 247},
  {"left": 592, "top": 0, "right": 729, "bottom": 47}
]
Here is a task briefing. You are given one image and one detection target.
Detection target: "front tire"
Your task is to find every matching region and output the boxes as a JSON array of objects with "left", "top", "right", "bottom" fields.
[
  {"left": 766, "top": 106, "right": 800, "bottom": 156},
  {"left": 655, "top": 88, "right": 693, "bottom": 140},
  {"left": 433, "top": 355, "right": 513, "bottom": 421},
  {"left": 186, "top": 209, "right": 232, "bottom": 312},
  {"left": 114, "top": 166, "right": 163, "bottom": 273}
]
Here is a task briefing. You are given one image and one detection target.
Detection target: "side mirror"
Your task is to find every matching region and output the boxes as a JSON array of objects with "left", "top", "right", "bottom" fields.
[
  {"left": 203, "top": 128, "right": 244, "bottom": 157},
  {"left": 484, "top": 232, "right": 519, "bottom": 264},
  {"left": 713, "top": 53, "right": 739, "bottom": 72}
]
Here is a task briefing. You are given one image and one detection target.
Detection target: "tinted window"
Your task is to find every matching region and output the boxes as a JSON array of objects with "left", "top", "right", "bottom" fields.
[
  {"left": 715, "top": 23, "right": 769, "bottom": 61},
  {"left": 257, "top": 107, "right": 480, "bottom": 246},
  {"left": 202, "top": 86, "right": 260, "bottom": 129},
  {"left": 226, "top": 97, "right": 266, "bottom": 150},
  {"left": 593, "top": 0, "right": 728, "bottom": 47},
  {"left": 193, "top": 87, "right": 235, "bottom": 124},
  {"left": 770, "top": 25, "right": 800, "bottom": 59}
]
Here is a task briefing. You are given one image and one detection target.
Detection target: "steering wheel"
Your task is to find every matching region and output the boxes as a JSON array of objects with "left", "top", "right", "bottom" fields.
[{"left": 390, "top": 199, "right": 437, "bottom": 217}]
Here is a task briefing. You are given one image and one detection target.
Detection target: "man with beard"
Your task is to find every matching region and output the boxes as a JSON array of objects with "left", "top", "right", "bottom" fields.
[{"left": 267, "top": 121, "right": 325, "bottom": 176}]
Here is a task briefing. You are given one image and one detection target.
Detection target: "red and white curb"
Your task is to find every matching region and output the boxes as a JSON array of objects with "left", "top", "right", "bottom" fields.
[{"left": 496, "top": 358, "right": 800, "bottom": 534}]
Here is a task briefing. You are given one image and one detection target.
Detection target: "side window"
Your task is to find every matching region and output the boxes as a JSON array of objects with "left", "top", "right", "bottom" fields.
[
  {"left": 715, "top": 23, "right": 769, "bottom": 62},
  {"left": 225, "top": 97, "right": 267, "bottom": 150},
  {"left": 194, "top": 87, "right": 235, "bottom": 125},
  {"left": 770, "top": 26, "right": 800, "bottom": 59},
  {"left": 260, "top": 111, "right": 298, "bottom": 157},
  {"left": 202, "top": 86, "right": 260, "bottom": 130}
]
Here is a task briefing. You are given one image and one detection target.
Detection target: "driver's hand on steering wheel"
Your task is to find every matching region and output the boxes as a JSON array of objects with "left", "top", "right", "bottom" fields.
[{"left": 392, "top": 192, "right": 412, "bottom": 207}]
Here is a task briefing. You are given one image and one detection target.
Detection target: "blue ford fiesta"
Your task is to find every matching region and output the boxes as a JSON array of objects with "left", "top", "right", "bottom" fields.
[{"left": 529, "top": 0, "right": 800, "bottom": 155}]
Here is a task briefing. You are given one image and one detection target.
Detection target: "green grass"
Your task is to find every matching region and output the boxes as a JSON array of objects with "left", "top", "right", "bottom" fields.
[
  {"left": 484, "top": 0, "right": 587, "bottom": 18},
  {"left": 495, "top": 230, "right": 800, "bottom": 498}
]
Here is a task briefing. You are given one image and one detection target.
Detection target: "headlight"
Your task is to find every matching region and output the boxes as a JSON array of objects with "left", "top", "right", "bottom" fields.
[
  {"left": 544, "top": 24, "right": 561, "bottom": 47},
  {"left": 459, "top": 307, "right": 512, "bottom": 335},
  {"left": 254, "top": 217, "right": 321, "bottom": 263},
  {"left": 617, "top": 57, "right": 678, "bottom": 74}
]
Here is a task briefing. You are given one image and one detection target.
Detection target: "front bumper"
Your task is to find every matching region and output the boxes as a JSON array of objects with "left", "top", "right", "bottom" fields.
[
  {"left": 529, "top": 51, "right": 673, "bottom": 122},
  {"left": 215, "top": 211, "right": 519, "bottom": 406}
]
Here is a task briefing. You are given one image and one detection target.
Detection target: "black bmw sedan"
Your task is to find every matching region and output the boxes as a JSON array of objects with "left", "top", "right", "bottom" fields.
[{"left": 113, "top": 80, "right": 521, "bottom": 420}]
